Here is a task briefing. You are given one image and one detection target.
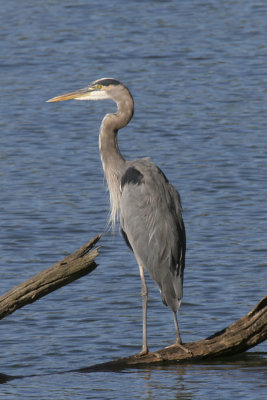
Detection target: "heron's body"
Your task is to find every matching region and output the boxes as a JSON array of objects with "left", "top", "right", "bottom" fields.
[
  {"left": 120, "top": 158, "right": 185, "bottom": 312},
  {"left": 47, "top": 78, "right": 188, "bottom": 354}
]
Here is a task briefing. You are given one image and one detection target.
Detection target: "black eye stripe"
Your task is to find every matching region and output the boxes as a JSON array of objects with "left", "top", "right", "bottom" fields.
[{"left": 94, "top": 78, "right": 120, "bottom": 87}]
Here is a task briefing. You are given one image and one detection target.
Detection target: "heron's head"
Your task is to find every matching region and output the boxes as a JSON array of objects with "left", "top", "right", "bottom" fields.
[{"left": 47, "top": 78, "right": 124, "bottom": 102}]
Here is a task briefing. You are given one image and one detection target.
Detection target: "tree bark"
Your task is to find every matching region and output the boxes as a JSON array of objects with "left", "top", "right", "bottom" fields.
[
  {"left": 0, "top": 235, "right": 101, "bottom": 320},
  {"left": 77, "top": 294, "right": 267, "bottom": 372}
]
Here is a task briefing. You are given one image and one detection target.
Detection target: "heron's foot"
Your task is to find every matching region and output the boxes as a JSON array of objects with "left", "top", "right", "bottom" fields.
[
  {"left": 136, "top": 347, "right": 149, "bottom": 357},
  {"left": 176, "top": 341, "right": 192, "bottom": 355},
  {"left": 165, "top": 341, "right": 192, "bottom": 355}
]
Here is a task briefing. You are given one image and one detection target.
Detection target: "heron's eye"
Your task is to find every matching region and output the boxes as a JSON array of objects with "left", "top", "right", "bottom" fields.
[{"left": 97, "top": 84, "right": 102, "bottom": 89}]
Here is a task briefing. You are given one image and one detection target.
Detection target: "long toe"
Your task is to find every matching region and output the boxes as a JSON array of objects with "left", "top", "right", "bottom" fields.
[
  {"left": 175, "top": 340, "right": 192, "bottom": 355},
  {"left": 165, "top": 341, "right": 192, "bottom": 355},
  {"left": 137, "top": 347, "right": 149, "bottom": 357},
  {"left": 175, "top": 342, "right": 192, "bottom": 354}
]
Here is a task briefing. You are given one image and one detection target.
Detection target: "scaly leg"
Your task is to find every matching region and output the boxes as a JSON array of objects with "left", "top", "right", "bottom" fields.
[
  {"left": 138, "top": 264, "right": 149, "bottom": 355},
  {"left": 173, "top": 311, "right": 191, "bottom": 354}
]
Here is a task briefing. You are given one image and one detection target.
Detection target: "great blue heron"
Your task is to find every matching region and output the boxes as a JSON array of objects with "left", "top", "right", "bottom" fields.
[{"left": 47, "top": 78, "right": 188, "bottom": 355}]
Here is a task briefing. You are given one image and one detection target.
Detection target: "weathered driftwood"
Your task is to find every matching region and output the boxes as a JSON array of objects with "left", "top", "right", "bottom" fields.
[
  {"left": 0, "top": 298, "right": 265, "bottom": 385},
  {"left": 77, "top": 294, "right": 267, "bottom": 372},
  {"left": 0, "top": 237, "right": 265, "bottom": 383},
  {"left": 0, "top": 235, "right": 101, "bottom": 320}
]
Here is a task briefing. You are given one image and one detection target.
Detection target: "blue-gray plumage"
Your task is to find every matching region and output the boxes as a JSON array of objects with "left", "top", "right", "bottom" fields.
[
  {"left": 47, "top": 78, "right": 188, "bottom": 355},
  {"left": 120, "top": 158, "right": 185, "bottom": 312}
]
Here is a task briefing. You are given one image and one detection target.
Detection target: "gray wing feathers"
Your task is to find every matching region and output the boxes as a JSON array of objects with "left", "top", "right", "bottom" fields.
[{"left": 120, "top": 158, "right": 186, "bottom": 313}]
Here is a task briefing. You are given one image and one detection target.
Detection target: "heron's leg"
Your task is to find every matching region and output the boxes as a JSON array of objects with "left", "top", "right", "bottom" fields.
[
  {"left": 173, "top": 311, "right": 182, "bottom": 343},
  {"left": 138, "top": 264, "right": 149, "bottom": 355},
  {"left": 173, "top": 311, "right": 191, "bottom": 354}
]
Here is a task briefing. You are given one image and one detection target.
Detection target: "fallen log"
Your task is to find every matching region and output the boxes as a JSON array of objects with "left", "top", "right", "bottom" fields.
[
  {"left": 0, "top": 235, "right": 101, "bottom": 320},
  {"left": 0, "top": 245, "right": 265, "bottom": 383},
  {"left": 77, "top": 294, "right": 267, "bottom": 371}
]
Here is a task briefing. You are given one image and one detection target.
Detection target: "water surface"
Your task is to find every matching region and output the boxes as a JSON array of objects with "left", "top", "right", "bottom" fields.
[{"left": 0, "top": 0, "right": 266, "bottom": 398}]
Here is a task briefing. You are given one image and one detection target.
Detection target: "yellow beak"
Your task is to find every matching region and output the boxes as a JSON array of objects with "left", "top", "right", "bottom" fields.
[{"left": 46, "top": 87, "right": 92, "bottom": 102}]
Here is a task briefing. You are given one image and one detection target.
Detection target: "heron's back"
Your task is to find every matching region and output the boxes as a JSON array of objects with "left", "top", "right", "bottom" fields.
[{"left": 120, "top": 158, "right": 186, "bottom": 313}]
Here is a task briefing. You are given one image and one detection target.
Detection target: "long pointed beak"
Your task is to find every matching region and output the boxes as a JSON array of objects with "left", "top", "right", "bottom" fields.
[{"left": 46, "top": 87, "right": 92, "bottom": 102}]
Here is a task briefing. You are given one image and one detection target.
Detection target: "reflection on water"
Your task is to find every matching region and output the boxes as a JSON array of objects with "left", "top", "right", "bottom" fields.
[
  {"left": 1, "top": 354, "right": 266, "bottom": 399},
  {"left": 136, "top": 354, "right": 267, "bottom": 400}
]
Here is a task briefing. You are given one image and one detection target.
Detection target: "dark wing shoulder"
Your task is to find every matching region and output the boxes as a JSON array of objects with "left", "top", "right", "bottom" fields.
[
  {"left": 121, "top": 158, "right": 169, "bottom": 190},
  {"left": 121, "top": 166, "right": 144, "bottom": 190},
  {"left": 120, "top": 158, "right": 185, "bottom": 262},
  {"left": 120, "top": 158, "right": 184, "bottom": 228}
]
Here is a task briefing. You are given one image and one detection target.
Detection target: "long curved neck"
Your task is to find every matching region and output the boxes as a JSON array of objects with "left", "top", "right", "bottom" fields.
[{"left": 99, "top": 90, "right": 134, "bottom": 226}]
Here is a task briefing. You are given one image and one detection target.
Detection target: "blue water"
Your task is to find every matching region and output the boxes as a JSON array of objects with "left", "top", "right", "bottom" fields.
[{"left": 0, "top": 0, "right": 266, "bottom": 398}]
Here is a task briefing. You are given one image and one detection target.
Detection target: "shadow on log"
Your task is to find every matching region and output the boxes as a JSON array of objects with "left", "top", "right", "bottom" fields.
[{"left": 0, "top": 235, "right": 101, "bottom": 320}]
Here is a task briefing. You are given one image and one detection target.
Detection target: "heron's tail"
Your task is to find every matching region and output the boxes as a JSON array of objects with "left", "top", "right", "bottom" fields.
[{"left": 160, "top": 271, "right": 183, "bottom": 313}]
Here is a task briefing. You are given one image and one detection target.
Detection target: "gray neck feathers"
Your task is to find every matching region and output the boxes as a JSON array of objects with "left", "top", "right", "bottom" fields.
[{"left": 99, "top": 88, "right": 134, "bottom": 227}]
